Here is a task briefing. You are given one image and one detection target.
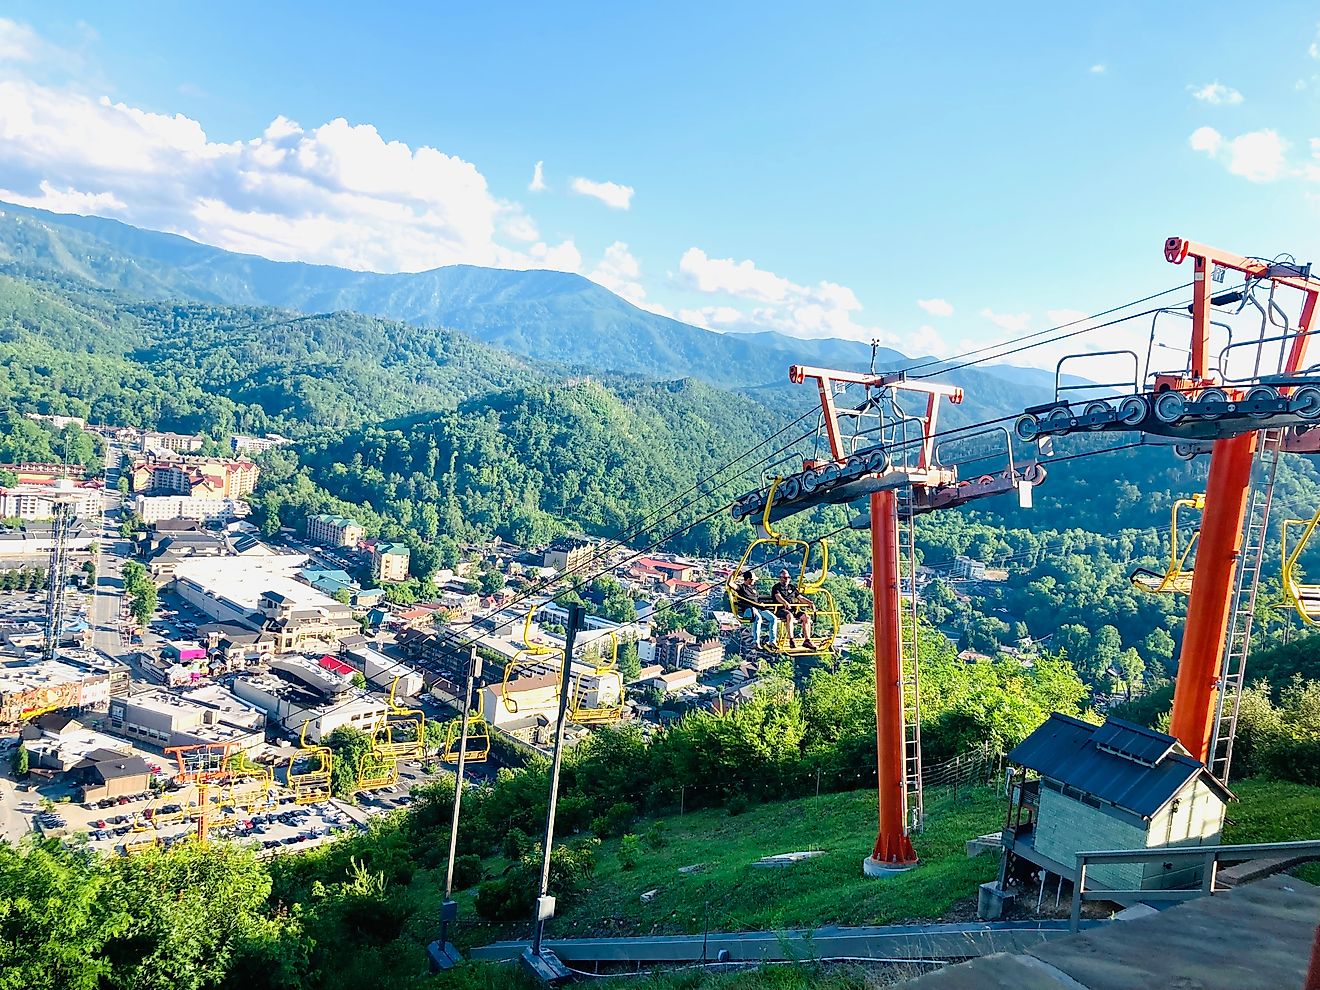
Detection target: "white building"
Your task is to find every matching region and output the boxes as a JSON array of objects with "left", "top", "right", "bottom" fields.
[
  {"left": 0, "top": 483, "right": 103, "bottom": 520},
  {"left": 171, "top": 556, "right": 358, "bottom": 650},
  {"left": 107, "top": 685, "right": 266, "bottom": 751},
  {"left": 344, "top": 645, "right": 424, "bottom": 697},
  {"left": 231, "top": 433, "right": 291, "bottom": 455},
  {"left": 135, "top": 494, "right": 249, "bottom": 525},
  {"left": 231, "top": 674, "right": 386, "bottom": 743}
]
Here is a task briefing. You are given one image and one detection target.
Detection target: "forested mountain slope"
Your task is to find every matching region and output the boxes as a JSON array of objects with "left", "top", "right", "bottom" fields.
[{"left": 0, "top": 201, "right": 1066, "bottom": 400}]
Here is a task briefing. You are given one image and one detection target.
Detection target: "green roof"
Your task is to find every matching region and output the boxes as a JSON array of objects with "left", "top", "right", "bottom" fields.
[
  {"left": 310, "top": 513, "right": 359, "bottom": 527},
  {"left": 374, "top": 542, "right": 409, "bottom": 557}
]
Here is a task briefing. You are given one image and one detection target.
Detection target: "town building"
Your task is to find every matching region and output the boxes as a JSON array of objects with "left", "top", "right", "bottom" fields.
[
  {"left": 484, "top": 671, "right": 561, "bottom": 728},
  {"left": 107, "top": 686, "right": 266, "bottom": 752},
  {"left": 139, "top": 430, "right": 204, "bottom": 454},
  {"left": 231, "top": 674, "right": 386, "bottom": 744},
  {"left": 306, "top": 514, "right": 363, "bottom": 549},
  {"left": 653, "top": 631, "right": 695, "bottom": 669},
  {"left": 1001, "top": 714, "right": 1232, "bottom": 894},
  {"left": 171, "top": 556, "right": 358, "bottom": 651},
  {"left": 370, "top": 541, "right": 410, "bottom": 583},
  {"left": 230, "top": 433, "right": 291, "bottom": 455},
  {"left": 134, "top": 494, "right": 249, "bottom": 525},
  {"left": 24, "top": 413, "right": 87, "bottom": 431},
  {"left": 0, "top": 482, "right": 103, "bottom": 520},
  {"left": 298, "top": 567, "right": 383, "bottom": 608},
  {"left": 681, "top": 636, "right": 724, "bottom": 672},
  {"left": 129, "top": 456, "right": 258, "bottom": 498},
  {"left": 0, "top": 652, "right": 127, "bottom": 725},
  {"left": 541, "top": 537, "right": 595, "bottom": 572},
  {"left": 644, "top": 668, "right": 698, "bottom": 694},
  {"left": 196, "top": 622, "right": 275, "bottom": 666},
  {"left": 342, "top": 644, "right": 424, "bottom": 697},
  {"left": 76, "top": 752, "right": 155, "bottom": 802}
]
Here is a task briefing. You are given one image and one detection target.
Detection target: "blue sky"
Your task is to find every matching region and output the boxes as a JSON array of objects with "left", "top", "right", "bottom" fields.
[{"left": 1, "top": 3, "right": 1319, "bottom": 363}]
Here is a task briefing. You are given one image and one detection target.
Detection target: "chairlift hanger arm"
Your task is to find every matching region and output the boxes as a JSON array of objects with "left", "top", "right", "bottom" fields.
[
  {"left": 1164, "top": 237, "right": 1320, "bottom": 380},
  {"left": 789, "top": 365, "right": 963, "bottom": 464}
]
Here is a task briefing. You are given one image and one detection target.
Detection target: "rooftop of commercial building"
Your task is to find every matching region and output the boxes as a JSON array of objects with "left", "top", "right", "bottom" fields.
[
  {"left": 173, "top": 554, "right": 350, "bottom": 616},
  {"left": 0, "top": 656, "right": 109, "bottom": 693}
]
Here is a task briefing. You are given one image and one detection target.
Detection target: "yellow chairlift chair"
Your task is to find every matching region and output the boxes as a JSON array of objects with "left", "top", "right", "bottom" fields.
[
  {"left": 568, "top": 632, "right": 625, "bottom": 725},
  {"left": 1130, "top": 493, "right": 1206, "bottom": 594},
  {"left": 1282, "top": 506, "right": 1320, "bottom": 626},
  {"left": 441, "top": 692, "right": 492, "bottom": 763},
  {"left": 286, "top": 722, "right": 334, "bottom": 806},
  {"left": 726, "top": 478, "right": 841, "bottom": 658}
]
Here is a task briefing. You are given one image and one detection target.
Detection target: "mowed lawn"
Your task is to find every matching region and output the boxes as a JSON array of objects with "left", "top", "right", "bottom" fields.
[{"left": 547, "top": 786, "right": 1004, "bottom": 937}]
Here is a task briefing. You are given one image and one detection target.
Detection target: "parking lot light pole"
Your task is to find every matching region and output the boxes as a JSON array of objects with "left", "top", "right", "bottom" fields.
[
  {"left": 430, "top": 647, "right": 481, "bottom": 971},
  {"left": 522, "top": 603, "right": 584, "bottom": 984}
]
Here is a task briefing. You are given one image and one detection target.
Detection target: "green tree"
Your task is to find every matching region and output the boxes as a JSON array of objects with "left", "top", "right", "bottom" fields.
[
  {"left": 333, "top": 588, "right": 353, "bottom": 605},
  {"left": 11, "top": 744, "right": 28, "bottom": 777},
  {"left": 617, "top": 638, "right": 641, "bottom": 682},
  {"left": 350, "top": 671, "right": 367, "bottom": 689},
  {"left": 477, "top": 569, "right": 505, "bottom": 596}
]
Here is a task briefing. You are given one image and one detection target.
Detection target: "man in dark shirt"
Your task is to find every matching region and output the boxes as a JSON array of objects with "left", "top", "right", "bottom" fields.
[
  {"left": 734, "top": 570, "right": 779, "bottom": 647},
  {"left": 771, "top": 569, "right": 816, "bottom": 649}
]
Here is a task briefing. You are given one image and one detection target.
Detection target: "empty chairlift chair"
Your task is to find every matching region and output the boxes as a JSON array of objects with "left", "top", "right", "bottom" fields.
[
  {"left": 286, "top": 723, "right": 333, "bottom": 806},
  {"left": 1283, "top": 506, "right": 1320, "bottom": 625},
  {"left": 568, "top": 632, "right": 625, "bottom": 725},
  {"left": 500, "top": 609, "right": 563, "bottom": 716},
  {"left": 441, "top": 694, "right": 492, "bottom": 763},
  {"left": 372, "top": 677, "right": 426, "bottom": 761},
  {"left": 1130, "top": 493, "right": 1206, "bottom": 594}
]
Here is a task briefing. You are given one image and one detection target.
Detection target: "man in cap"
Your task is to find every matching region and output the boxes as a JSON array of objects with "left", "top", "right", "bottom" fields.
[{"left": 771, "top": 568, "right": 816, "bottom": 650}]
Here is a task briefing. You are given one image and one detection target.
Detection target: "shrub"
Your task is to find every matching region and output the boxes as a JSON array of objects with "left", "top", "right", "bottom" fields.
[
  {"left": 474, "top": 874, "right": 529, "bottom": 922},
  {"left": 645, "top": 821, "right": 670, "bottom": 851},
  {"left": 450, "top": 854, "right": 484, "bottom": 890},
  {"left": 726, "top": 793, "right": 750, "bottom": 816},
  {"left": 590, "top": 801, "right": 636, "bottom": 838},
  {"left": 501, "top": 827, "right": 531, "bottom": 861},
  {"left": 618, "top": 834, "right": 641, "bottom": 871}
]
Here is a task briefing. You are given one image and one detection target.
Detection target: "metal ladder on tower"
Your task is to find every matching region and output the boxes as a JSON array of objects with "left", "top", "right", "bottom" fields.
[
  {"left": 896, "top": 491, "right": 924, "bottom": 832},
  {"left": 1208, "top": 427, "right": 1282, "bottom": 785}
]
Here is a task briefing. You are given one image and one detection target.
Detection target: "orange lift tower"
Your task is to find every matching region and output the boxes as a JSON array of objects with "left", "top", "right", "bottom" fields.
[
  {"left": 1015, "top": 236, "right": 1320, "bottom": 779},
  {"left": 1162, "top": 240, "right": 1319, "bottom": 765},
  {"left": 732, "top": 368, "right": 1044, "bottom": 873}
]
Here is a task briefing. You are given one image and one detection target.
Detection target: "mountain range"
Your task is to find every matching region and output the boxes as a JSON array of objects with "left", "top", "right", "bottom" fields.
[{"left": 0, "top": 201, "right": 1057, "bottom": 414}]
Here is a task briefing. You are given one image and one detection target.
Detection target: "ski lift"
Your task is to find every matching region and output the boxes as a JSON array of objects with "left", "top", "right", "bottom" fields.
[
  {"left": 287, "top": 721, "right": 333, "bottom": 806},
  {"left": 500, "top": 609, "right": 563, "bottom": 715},
  {"left": 726, "top": 477, "right": 840, "bottom": 657},
  {"left": 1282, "top": 506, "right": 1320, "bottom": 625},
  {"left": 354, "top": 747, "right": 399, "bottom": 792},
  {"left": 372, "top": 677, "right": 426, "bottom": 760},
  {"left": 1129, "top": 494, "right": 1206, "bottom": 594},
  {"left": 568, "top": 632, "right": 625, "bottom": 725},
  {"left": 441, "top": 692, "right": 492, "bottom": 763}
]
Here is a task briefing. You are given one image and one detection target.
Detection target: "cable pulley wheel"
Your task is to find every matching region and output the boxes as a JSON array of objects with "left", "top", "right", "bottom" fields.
[
  {"left": 1245, "top": 385, "right": 1277, "bottom": 419},
  {"left": 1014, "top": 414, "right": 1039, "bottom": 442},
  {"left": 1082, "top": 400, "right": 1111, "bottom": 430},
  {"left": 1117, "top": 395, "right": 1148, "bottom": 426},
  {"left": 1153, "top": 390, "right": 1186, "bottom": 424},
  {"left": 1293, "top": 385, "right": 1320, "bottom": 420},
  {"left": 1198, "top": 387, "right": 1230, "bottom": 419}
]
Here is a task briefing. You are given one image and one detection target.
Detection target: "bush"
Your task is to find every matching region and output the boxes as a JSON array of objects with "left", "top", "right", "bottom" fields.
[
  {"left": 590, "top": 801, "right": 636, "bottom": 838},
  {"left": 501, "top": 827, "right": 531, "bottom": 861},
  {"left": 618, "top": 834, "right": 641, "bottom": 871},
  {"left": 645, "top": 821, "right": 670, "bottom": 850},
  {"left": 474, "top": 874, "right": 529, "bottom": 922},
  {"left": 450, "top": 854, "right": 484, "bottom": 890},
  {"left": 726, "top": 793, "right": 750, "bottom": 816}
]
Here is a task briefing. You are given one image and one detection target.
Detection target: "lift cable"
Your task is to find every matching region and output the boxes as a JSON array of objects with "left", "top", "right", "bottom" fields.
[{"left": 895, "top": 282, "right": 1194, "bottom": 378}]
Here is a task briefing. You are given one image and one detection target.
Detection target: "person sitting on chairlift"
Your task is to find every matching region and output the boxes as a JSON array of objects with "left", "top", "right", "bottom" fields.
[
  {"left": 772, "top": 569, "right": 816, "bottom": 650},
  {"left": 735, "top": 570, "right": 779, "bottom": 648}
]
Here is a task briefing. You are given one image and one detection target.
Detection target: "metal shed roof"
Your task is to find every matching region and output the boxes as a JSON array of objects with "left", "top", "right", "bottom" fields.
[{"left": 1007, "top": 714, "right": 1233, "bottom": 819}]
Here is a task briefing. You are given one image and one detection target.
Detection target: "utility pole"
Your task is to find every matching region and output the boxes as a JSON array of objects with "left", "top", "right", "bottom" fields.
[
  {"left": 430, "top": 648, "right": 481, "bottom": 972},
  {"left": 522, "top": 602, "right": 584, "bottom": 985}
]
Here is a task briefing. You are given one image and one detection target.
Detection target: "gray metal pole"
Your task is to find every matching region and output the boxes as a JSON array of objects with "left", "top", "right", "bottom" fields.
[
  {"left": 531, "top": 603, "right": 585, "bottom": 957},
  {"left": 444, "top": 648, "right": 480, "bottom": 900}
]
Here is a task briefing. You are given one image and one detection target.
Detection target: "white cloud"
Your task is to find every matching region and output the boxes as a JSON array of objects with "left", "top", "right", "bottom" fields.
[
  {"left": 916, "top": 297, "right": 953, "bottom": 317},
  {"left": 0, "top": 18, "right": 37, "bottom": 61},
  {"left": 0, "top": 74, "right": 580, "bottom": 273},
  {"left": 679, "top": 247, "right": 792, "bottom": 302},
  {"left": 1189, "top": 125, "right": 1289, "bottom": 182},
  {"left": 1190, "top": 81, "right": 1243, "bottom": 105},
  {"left": 529, "top": 160, "right": 545, "bottom": 192},
  {"left": 908, "top": 325, "right": 948, "bottom": 357},
  {"left": 980, "top": 308, "right": 1032, "bottom": 333},
  {"left": 570, "top": 176, "right": 633, "bottom": 210},
  {"left": 1189, "top": 125, "right": 1223, "bottom": 155},
  {"left": 1089, "top": 64, "right": 1106, "bottom": 74},
  {"left": 678, "top": 246, "right": 896, "bottom": 343}
]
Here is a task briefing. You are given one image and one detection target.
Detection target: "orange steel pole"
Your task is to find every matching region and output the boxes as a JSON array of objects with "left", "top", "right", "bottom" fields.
[
  {"left": 869, "top": 489, "right": 917, "bottom": 867},
  {"left": 1168, "top": 430, "right": 1257, "bottom": 760}
]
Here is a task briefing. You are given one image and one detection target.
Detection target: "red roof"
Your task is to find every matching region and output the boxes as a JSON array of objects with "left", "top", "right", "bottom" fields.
[{"left": 318, "top": 655, "right": 355, "bottom": 676}]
